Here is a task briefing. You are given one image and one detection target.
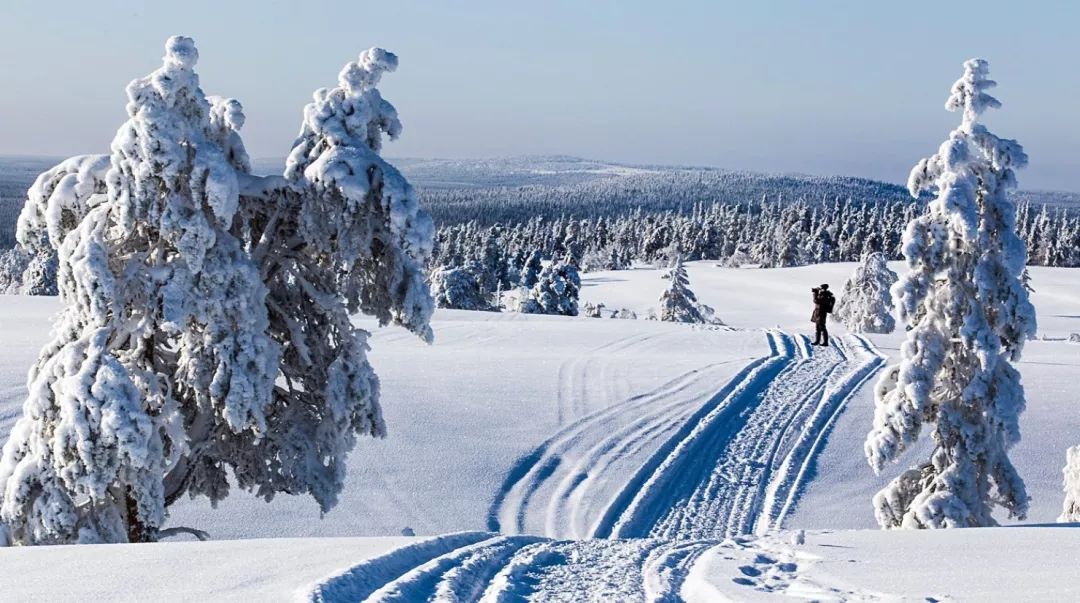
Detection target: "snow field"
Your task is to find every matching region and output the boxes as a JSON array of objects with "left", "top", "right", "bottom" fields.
[{"left": 2, "top": 261, "right": 1080, "bottom": 599}]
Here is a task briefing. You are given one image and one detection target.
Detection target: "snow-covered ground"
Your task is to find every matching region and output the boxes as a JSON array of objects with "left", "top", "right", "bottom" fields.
[{"left": 1, "top": 261, "right": 1079, "bottom": 600}]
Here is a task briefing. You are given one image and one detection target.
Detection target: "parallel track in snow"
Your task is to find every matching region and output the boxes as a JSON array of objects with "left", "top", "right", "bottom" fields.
[
  {"left": 489, "top": 330, "right": 883, "bottom": 541},
  {"left": 305, "top": 329, "right": 885, "bottom": 601},
  {"left": 606, "top": 333, "right": 884, "bottom": 539},
  {"left": 488, "top": 338, "right": 758, "bottom": 538},
  {"left": 305, "top": 533, "right": 719, "bottom": 603}
]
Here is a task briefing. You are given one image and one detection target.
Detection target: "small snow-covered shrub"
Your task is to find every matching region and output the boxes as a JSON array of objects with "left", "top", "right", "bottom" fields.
[
  {"left": 724, "top": 245, "right": 753, "bottom": 268},
  {"left": 1061, "top": 446, "right": 1080, "bottom": 523},
  {"left": 582, "top": 301, "right": 606, "bottom": 317},
  {"left": 610, "top": 308, "right": 637, "bottom": 320}
]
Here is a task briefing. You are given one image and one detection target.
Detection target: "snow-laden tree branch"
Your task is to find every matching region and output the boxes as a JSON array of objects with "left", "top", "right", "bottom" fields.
[{"left": 864, "top": 59, "right": 1036, "bottom": 529}]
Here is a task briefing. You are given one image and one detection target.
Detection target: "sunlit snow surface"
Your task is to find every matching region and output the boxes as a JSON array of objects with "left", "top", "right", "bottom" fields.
[{"left": 1, "top": 261, "right": 1079, "bottom": 600}]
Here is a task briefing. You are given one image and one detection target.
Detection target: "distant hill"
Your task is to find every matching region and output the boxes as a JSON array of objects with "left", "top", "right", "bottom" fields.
[{"left": 3, "top": 155, "right": 1079, "bottom": 245}]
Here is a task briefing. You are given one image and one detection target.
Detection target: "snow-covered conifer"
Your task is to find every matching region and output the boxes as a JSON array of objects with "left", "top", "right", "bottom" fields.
[
  {"left": 520, "top": 249, "right": 543, "bottom": 289},
  {"left": 1060, "top": 446, "right": 1080, "bottom": 523},
  {"left": 864, "top": 59, "right": 1036, "bottom": 529},
  {"left": 244, "top": 45, "right": 434, "bottom": 517},
  {"left": 835, "top": 252, "right": 897, "bottom": 334},
  {"left": 658, "top": 255, "right": 708, "bottom": 323},
  {"left": 0, "top": 248, "right": 29, "bottom": 294},
  {"left": 0, "top": 37, "right": 277, "bottom": 544}
]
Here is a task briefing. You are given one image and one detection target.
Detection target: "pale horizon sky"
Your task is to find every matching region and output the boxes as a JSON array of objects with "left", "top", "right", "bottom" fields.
[{"left": 2, "top": 0, "right": 1078, "bottom": 191}]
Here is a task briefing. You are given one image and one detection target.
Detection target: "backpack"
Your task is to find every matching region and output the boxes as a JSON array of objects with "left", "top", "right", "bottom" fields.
[{"left": 823, "top": 291, "right": 836, "bottom": 313}]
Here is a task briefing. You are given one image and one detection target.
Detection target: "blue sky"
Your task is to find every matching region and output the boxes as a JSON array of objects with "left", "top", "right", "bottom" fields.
[{"left": 2, "top": 0, "right": 1077, "bottom": 190}]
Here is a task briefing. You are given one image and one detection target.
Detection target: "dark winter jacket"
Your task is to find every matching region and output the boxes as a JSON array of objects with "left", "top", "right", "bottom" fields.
[{"left": 811, "top": 289, "right": 835, "bottom": 323}]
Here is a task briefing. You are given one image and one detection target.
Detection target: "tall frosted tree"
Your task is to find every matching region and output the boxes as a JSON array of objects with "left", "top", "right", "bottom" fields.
[
  {"left": 864, "top": 59, "right": 1036, "bottom": 529},
  {"left": 0, "top": 37, "right": 433, "bottom": 545},
  {"left": 834, "top": 252, "right": 897, "bottom": 334}
]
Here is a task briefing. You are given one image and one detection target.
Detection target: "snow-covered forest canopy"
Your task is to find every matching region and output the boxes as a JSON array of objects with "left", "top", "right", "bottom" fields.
[{"left": 4, "top": 156, "right": 1080, "bottom": 282}]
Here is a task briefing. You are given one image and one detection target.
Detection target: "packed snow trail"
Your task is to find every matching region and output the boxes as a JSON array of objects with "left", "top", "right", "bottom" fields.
[
  {"left": 302, "top": 532, "right": 887, "bottom": 602},
  {"left": 489, "top": 330, "right": 882, "bottom": 541},
  {"left": 606, "top": 334, "right": 884, "bottom": 539},
  {"left": 488, "top": 334, "right": 767, "bottom": 538},
  {"left": 304, "top": 533, "right": 717, "bottom": 602}
]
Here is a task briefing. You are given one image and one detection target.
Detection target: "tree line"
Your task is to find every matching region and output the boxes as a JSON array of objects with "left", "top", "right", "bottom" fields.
[{"left": 427, "top": 194, "right": 1080, "bottom": 291}]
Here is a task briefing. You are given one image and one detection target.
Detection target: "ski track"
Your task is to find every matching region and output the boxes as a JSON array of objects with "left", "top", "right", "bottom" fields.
[
  {"left": 303, "top": 534, "right": 886, "bottom": 602},
  {"left": 556, "top": 332, "right": 656, "bottom": 425},
  {"left": 306, "top": 329, "right": 885, "bottom": 601},
  {"left": 305, "top": 534, "right": 721, "bottom": 603},
  {"left": 612, "top": 332, "right": 883, "bottom": 539},
  {"left": 489, "top": 336, "right": 752, "bottom": 537}
]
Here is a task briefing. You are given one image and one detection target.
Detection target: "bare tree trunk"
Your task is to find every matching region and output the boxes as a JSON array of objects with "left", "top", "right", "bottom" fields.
[{"left": 126, "top": 491, "right": 148, "bottom": 543}]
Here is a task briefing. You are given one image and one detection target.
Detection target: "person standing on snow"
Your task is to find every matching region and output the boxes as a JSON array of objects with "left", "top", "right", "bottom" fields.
[{"left": 811, "top": 283, "right": 835, "bottom": 346}]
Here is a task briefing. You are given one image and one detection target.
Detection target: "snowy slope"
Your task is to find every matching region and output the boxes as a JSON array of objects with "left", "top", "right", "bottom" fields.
[{"left": 0, "top": 536, "right": 409, "bottom": 602}]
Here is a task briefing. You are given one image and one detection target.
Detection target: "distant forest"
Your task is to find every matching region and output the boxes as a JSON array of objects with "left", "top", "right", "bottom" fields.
[{"left": 2, "top": 156, "right": 1077, "bottom": 262}]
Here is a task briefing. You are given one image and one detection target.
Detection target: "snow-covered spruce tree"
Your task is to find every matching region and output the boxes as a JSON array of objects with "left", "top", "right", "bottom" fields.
[
  {"left": 0, "top": 38, "right": 433, "bottom": 545},
  {"left": 834, "top": 252, "right": 897, "bottom": 334},
  {"left": 658, "top": 254, "right": 707, "bottom": 323},
  {"left": 518, "top": 254, "right": 580, "bottom": 316},
  {"left": 864, "top": 59, "right": 1036, "bottom": 529},
  {"left": 0, "top": 37, "right": 277, "bottom": 545},
  {"left": 1060, "top": 446, "right": 1080, "bottom": 523}
]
